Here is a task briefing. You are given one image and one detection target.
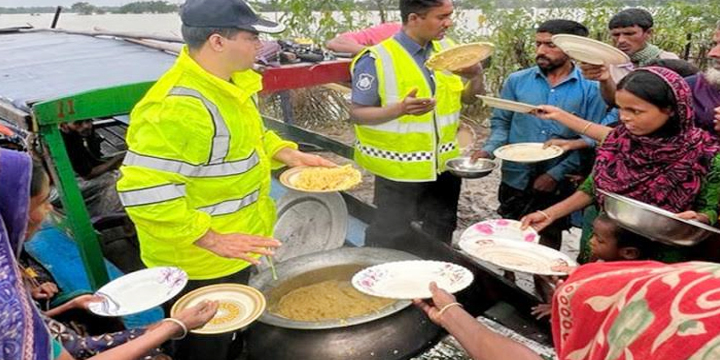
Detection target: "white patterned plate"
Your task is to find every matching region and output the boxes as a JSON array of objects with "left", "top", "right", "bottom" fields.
[
  {"left": 459, "top": 239, "right": 576, "bottom": 276},
  {"left": 88, "top": 267, "right": 188, "bottom": 317},
  {"left": 352, "top": 261, "right": 473, "bottom": 299},
  {"left": 552, "top": 34, "right": 630, "bottom": 65},
  {"left": 171, "top": 284, "right": 266, "bottom": 334},
  {"left": 493, "top": 143, "right": 564, "bottom": 163},
  {"left": 460, "top": 219, "right": 539, "bottom": 245},
  {"left": 476, "top": 95, "right": 539, "bottom": 114}
]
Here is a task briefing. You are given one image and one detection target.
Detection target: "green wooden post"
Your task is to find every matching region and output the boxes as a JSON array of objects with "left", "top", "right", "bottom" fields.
[
  {"left": 32, "top": 81, "right": 155, "bottom": 290},
  {"left": 39, "top": 124, "right": 109, "bottom": 288}
]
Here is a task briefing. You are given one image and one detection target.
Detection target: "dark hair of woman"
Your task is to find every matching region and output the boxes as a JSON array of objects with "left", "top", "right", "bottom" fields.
[{"left": 616, "top": 70, "right": 681, "bottom": 137}]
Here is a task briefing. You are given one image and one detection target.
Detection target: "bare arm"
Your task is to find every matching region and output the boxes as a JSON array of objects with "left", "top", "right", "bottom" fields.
[
  {"left": 454, "top": 65, "right": 486, "bottom": 104},
  {"left": 415, "top": 283, "right": 543, "bottom": 360},
  {"left": 442, "top": 307, "right": 544, "bottom": 360},
  {"left": 521, "top": 191, "right": 594, "bottom": 232},
  {"left": 44, "top": 295, "right": 97, "bottom": 318},
  {"left": 535, "top": 106, "right": 612, "bottom": 142},
  {"left": 58, "top": 301, "right": 219, "bottom": 360},
  {"left": 599, "top": 78, "right": 616, "bottom": 107},
  {"left": 326, "top": 36, "right": 366, "bottom": 55},
  {"left": 84, "top": 153, "right": 125, "bottom": 180}
]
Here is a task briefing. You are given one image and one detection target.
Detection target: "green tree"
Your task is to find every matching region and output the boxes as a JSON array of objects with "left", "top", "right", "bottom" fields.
[
  {"left": 115, "top": 1, "right": 178, "bottom": 14},
  {"left": 70, "top": 2, "right": 97, "bottom": 15}
]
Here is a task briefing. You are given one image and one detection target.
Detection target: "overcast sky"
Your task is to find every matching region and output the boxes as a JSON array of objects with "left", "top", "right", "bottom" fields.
[{"left": 0, "top": 0, "right": 183, "bottom": 6}]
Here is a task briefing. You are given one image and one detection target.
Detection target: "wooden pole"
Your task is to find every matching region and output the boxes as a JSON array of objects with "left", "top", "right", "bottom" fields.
[{"left": 51, "top": 6, "right": 62, "bottom": 29}]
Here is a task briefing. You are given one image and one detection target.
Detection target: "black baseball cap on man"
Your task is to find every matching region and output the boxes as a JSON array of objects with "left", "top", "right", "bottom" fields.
[{"left": 181, "top": 0, "right": 285, "bottom": 34}]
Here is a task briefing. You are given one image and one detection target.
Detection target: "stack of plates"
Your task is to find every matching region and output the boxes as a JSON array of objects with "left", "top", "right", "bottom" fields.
[{"left": 458, "top": 219, "right": 576, "bottom": 275}]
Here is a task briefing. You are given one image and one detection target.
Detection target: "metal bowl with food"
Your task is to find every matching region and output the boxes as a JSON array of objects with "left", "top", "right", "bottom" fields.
[
  {"left": 446, "top": 157, "right": 497, "bottom": 179},
  {"left": 599, "top": 190, "right": 720, "bottom": 246}
]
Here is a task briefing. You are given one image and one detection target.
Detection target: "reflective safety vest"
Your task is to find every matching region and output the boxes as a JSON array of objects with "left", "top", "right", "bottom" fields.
[
  {"left": 352, "top": 37, "right": 464, "bottom": 182},
  {"left": 117, "top": 47, "right": 296, "bottom": 280}
]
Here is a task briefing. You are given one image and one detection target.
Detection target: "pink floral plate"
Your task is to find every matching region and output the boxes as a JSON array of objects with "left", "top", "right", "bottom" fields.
[
  {"left": 460, "top": 219, "right": 539, "bottom": 245},
  {"left": 351, "top": 260, "right": 473, "bottom": 299},
  {"left": 88, "top": 267, "right": 188, "bottom": 317},
  {"left": 459, "top": 238, "right": 576, "bottom": 276}
]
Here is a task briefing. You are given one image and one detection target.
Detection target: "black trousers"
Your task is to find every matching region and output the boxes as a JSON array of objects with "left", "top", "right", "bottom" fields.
[
  {"left": 163, "top": 268, "right": 252, "bottom": 360},
  {"left": 365, "top": 172, "right": 462, "bottom": 249}
]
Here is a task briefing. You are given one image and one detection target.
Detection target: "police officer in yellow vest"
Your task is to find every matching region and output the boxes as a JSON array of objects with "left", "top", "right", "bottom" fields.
[
  {"left": 351, "top": 0, "right": 485, "bottom": 249},
  {"left": 116, "top": 0, "right": 334, "bottom": 358}
]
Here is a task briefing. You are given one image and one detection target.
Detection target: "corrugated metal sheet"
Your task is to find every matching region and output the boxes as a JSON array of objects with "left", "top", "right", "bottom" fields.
[{"left": 0, "top": 31, "right": 176, "bottom": 106}]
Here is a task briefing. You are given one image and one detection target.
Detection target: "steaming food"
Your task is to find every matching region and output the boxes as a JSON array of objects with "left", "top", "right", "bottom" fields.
[{"left": 273, "top": 280, "right": 394, "bottom": 321}]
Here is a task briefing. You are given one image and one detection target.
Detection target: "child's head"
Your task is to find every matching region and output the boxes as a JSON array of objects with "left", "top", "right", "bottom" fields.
[
  {"left": 590, "top": 213, "right": 652, "bottom": 261},
  {"left": 27, "top": 159, "right": 52, "bottom": 239}
]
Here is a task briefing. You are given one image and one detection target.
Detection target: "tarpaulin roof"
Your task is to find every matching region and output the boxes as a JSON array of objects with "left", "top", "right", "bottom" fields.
[{"left": 0, "top": 30, "right": 176, "bottom": 107}]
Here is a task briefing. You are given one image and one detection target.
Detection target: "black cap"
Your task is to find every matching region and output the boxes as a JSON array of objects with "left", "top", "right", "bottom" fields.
[{"left": 181, "top": 0, "right": 285, "bottom": 34}]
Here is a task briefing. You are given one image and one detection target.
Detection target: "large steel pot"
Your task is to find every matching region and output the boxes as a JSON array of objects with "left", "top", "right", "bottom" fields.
[{"left": 247, "top": 247, "right": 443, "bottom": 360}]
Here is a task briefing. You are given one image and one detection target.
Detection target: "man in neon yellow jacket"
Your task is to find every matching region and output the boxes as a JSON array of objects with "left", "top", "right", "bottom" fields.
[
  {"left": 350, "top": 0, "right": 485, "bottom": 249},
  {"left": 116, "top": 0, "right": 333, "bottom": 358}
]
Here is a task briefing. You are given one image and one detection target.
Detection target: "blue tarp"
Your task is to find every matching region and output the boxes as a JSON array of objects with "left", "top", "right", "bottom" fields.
[{"left": 0, "top": 31, "right": 176, "bottom": 106}]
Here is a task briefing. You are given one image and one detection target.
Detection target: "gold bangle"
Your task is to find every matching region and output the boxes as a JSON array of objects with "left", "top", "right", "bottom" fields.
[
  {"left": 438, "top": 302, "right": 463, "bottom": 317},
  {"left": 537, "top": 210, "right": 552, "bottom": 221},
  {"left": 580, "top": 122, "right": 593, "bottom": 135},
  {"left": 162, "top": 318, "right": 188, "bottom": 340}
]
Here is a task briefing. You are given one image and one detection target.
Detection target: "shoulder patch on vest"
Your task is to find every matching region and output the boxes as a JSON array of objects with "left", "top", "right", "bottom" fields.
[{"left": 356, "top": 73, "right": 375, "bottom": 91}]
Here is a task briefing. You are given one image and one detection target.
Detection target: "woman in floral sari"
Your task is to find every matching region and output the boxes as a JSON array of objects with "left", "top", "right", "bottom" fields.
[{"left": 416, "top": 261, "right": 720, "bottom": 360}]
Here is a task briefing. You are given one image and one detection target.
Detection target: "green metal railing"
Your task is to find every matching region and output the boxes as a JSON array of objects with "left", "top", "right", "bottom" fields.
[{"left": 32, "top": 81, "right": 154, "bottom": 290}]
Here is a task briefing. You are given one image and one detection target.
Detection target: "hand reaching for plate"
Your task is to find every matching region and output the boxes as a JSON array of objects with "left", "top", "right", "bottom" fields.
[
  {"left": 413, "top": 282, "right": 459, "bottom": 327},
  {"left": 676, "top": 210, "right": 711, "bottom": 224},
  {"left": 521, "top": 210, "right": 555, "bottom": 233},
  {"left": 544, "top": 139, "right": 588, "bottom": 152},
  {"left": 578, "top": 63, "right": 610, "bottom": 82},
  {"left": 73, "top": 294, "right": 104, "bottom": 311},
  {"left": 451, "top": 63, "right": 483, "bottom": 79},
  {"left": 533, "top": 105, "right": 569, "bottom": 121},
  {"left": 173, "top": 300, "right": 220, "bottom": 330}
]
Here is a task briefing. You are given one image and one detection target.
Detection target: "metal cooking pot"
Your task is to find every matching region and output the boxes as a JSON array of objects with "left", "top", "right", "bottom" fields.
[
  {"left": 601, "top": 190, "right": 720, "bottom": 246},
  {"left": 247, "top": 247, "right": 443, "bottom": 360}
]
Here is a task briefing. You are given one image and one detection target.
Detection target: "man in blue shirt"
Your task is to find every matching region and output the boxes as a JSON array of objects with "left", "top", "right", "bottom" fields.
[{"left": 475, "top": 19, "right": 608, "bottom": 251}]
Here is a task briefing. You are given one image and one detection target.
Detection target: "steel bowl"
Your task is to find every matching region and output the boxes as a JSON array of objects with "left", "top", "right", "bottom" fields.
[
  {"left": 600, "top": 190, "right": 720, "bottom": 246},
  {"left": 446, "top": 157, "right": 497, "bottom": 179}
]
